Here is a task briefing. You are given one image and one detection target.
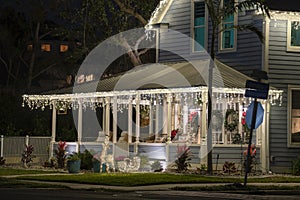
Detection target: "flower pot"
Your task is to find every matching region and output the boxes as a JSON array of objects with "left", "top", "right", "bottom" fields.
[
  {"left": 101, "top": 163, "right": 107, "bottom": 173},
  {"left": 92, "top": 160, "right": 101, "bottom": 173},
  {"left": 67, "top": 160, "right": 81, "bottom": 173}
]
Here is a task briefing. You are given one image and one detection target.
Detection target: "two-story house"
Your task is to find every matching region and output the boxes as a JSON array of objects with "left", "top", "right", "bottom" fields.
[
  {"left": 145, "top": 0, "right": 300, "bottom": 173},
  {"left": 23, "top": 0, "right": 291, "bottom": 173}
]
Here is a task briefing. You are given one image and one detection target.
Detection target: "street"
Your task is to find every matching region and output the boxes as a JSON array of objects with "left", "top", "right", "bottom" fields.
[{"left": 1, "top": 188, "right": 300, "bottom": 200}]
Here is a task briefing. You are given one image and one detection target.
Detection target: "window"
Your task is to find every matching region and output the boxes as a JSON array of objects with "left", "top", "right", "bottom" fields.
[
  {"left": 289, "top": 87, "right": 300, "bottom": 146},
  {"left": 219, "top": 0, "right": 236, "bottom": 51},
  {"left": 41, "top": 44, "right": 51, "bottom": 52},
  {"left": 27, "top": 44, "right": 33, "bottom": 51},
  {"left": 60, "top": 44, "right": 69, "bottom": 52},
  {"left": 193, "top": 0, "right": 206, "bottom": 52},
  {"left": 287, "top": 20, "right": 300, "bottom": 51}
]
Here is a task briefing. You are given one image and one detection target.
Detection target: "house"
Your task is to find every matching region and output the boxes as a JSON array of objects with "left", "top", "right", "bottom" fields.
[
  {"left": 145, "top": 0, "right": 300, "bottom": 173},
  {"left": 22, "top": 0, "right": 286, "bottom": 173}
]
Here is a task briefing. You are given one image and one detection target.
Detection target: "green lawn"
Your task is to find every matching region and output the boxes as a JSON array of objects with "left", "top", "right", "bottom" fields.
[
  {"left": 0, "top": 168, "right": 61, "bottom": 176},
  {"left": 13, "top": 173, "right": 300, "bottom": 186},
  {"left": 1, "top": 168, "right": 300, "bottom": 188}
]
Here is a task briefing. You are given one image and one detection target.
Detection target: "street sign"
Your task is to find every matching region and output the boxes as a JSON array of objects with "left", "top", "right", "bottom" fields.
[
  {"left": 245, "top": 101, "right": 264, "bottom": 129},
  {"left": 245, "top": 80, "right": 269, "bottom": 99}
]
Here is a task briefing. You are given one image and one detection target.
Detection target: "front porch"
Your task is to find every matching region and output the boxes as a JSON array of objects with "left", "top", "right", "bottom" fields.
[{"left": 22, "top": 60, "right": 282, "bottom": 173}]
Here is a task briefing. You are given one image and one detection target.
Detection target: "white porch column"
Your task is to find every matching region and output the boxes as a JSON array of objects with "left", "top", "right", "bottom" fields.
[
  {"left": 135, "top": 94, "right": 140, "bottom": 143},
  {"left": 49, "top": 102, "right": 57, "bottom": 158},
  {"left": 128, "top": 99, "right": 133, "bottom": 143},
  {"left": 166, "top": 94, "right": 172, "bottom": 143},
  {"left": 155, "top": 98, "right": 160, "bottom": 137},
  {"left": 174, "top": 103, "right": 179, "bottom": 129},
  {"left": 149, "top": 103, "right": 153, "bottom": 136},
  {"left": 77, "top": 101, "right": 83, "bottom": 153},
  {"left": 0, "top": 135, "right": 3, "bottom": 157},
  {"left": 112, "top": 97, "right": 117, "bottom": 143},
  {"left": 183, "top": 105, "right": 188, "bottom": 135},
  {"left": 163, "top": 97, "right": 168, "bottom": 135},
  {"left": 105, "top": 97, "right": 111, "bottom": 137},
  {"left": 261, "top": 102, "right": 270, "bottom": 173},
  {"left": 201, "top": 92, "right": 207, "bottom": 144}
]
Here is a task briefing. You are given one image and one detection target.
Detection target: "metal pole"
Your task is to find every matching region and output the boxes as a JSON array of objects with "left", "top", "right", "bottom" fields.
[{"left": 244, "top": 98, "right": 258, "bottom": 187}]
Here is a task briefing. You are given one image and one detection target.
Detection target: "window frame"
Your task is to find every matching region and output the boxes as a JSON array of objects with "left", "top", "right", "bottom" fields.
[
  {"left": 288, "top": 85, "right": 300, "bottom": 147},
  {"left": 287, "top": 20, "right": 300, "bottom": 52},
  {"left": 191, "top": 0, "right": 208, "bottom": 53},
  {"left": 218, "top": 0, "right": 238, "bottom": 53}
]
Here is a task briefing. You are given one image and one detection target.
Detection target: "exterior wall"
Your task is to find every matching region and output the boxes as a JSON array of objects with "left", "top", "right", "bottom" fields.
[
  {"left": 157, "top": 0, "right": 264, "bottom": 76},
  {"left": 268, "top": 19, "right": 300, "bottom": 173}
]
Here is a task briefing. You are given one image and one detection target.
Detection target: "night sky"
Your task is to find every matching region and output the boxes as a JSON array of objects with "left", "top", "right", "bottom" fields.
[{"left": 265, "top": 0, "right": 300, "bottom": 12}]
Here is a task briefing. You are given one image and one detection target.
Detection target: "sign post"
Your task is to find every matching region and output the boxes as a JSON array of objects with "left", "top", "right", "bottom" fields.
[{"left": 244, "top": 71, "right": 269, "bottom": 187}]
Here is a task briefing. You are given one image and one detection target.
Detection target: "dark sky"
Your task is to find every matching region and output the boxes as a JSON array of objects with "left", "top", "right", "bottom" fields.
[{"left": 265, "top": 0, "right": 300, "bottom": 12}]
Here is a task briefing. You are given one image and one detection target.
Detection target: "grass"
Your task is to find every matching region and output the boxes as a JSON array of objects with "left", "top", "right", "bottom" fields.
[
  {"left": 15, "top": 173, "right": 241, "bottom": 186},
  {"left": 173, "top": 184, "right": 300, "bottom": 193},
  {"left": 12, "top": 173, "right": 300, "bottom": 186},
  {"left": 0, "top": 168, "right": 61, "bottom": 176},
  {"left": 1, "top": 168, "right": 300, "bottom": 192},
  {"left": 0, "top": 177, "right": 67, "bottom": 188}
]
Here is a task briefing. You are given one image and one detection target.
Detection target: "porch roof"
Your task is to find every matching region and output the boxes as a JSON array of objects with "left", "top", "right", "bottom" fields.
[
  {"left": 43, "top": 60, "right": 262, "bottom": 94},
  {"left": 22, "top": 60, "right": 283, "bottom": 109}
]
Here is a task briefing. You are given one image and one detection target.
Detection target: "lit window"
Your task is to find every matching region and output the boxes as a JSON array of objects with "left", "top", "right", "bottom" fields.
[
  {"left": 85, "top": 74, "right": 94, "bottom": 82},
  {"left": 41, "top": 44, "right": 51, "bottom": 52},
  {"left": 77, "top": 74, "right": 85, "bottom": 83},
  {"left": 193, "top": 1, "right": 206, "bottom": 51},
  {"left": 27, "top": 44, "right": 33, "bottom": 51},
  {"left": 220, "top": 0, "right": 236, "bottom": 51},
  {"left": 60, "top": 44, "right": 69, "bottom": 52},
  {"left": 289, "top": 87, "right": 300, "bottom": 146},
  {"left": 287, "top": 20, "right": 300, "bottom": 51}
]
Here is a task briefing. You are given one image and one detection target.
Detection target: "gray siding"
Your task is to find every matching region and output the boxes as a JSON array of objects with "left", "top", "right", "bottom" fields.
[
  {"left": 268, "top": 19, "right": 300, "bottom": 173},
  {"left": 157, "top": 0, "right": 263, "bottom": 77}
]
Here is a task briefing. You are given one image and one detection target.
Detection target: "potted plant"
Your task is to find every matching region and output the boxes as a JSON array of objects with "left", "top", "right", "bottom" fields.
[
  {"left": 66, "top": 152, "right": 81, "bottom": 173},
  {"left": 91, "top": 152, "right": 101, "bottom": 173}
]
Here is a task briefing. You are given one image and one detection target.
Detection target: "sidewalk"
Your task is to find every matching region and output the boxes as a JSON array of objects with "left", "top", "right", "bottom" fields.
[{"left": 2, "top": 173, "right": 300, "bottom": 191}]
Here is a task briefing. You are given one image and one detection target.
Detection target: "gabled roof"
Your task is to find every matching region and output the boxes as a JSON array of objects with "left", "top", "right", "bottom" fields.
[
  {"left": 38, "top": 60, "right": 277, "bottom": 95},
  {"left": 146, "top": 0, "right": 300, "bottom": 28},
  {"left": 146, "top": 0, "right": 173, "bottom": 28}
]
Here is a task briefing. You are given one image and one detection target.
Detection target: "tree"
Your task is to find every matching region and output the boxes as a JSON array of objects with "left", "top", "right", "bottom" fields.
[
  {"left": 204, "top": 0, "right": 270, "bottom": 174},
  {"left": 59, "top": 0, "right": 159, "bottom": 75}
]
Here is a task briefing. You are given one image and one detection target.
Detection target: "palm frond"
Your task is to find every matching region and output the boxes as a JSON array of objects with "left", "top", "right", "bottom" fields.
[{"left": 234, "top": 0, "right": 270, "bottom": 18}]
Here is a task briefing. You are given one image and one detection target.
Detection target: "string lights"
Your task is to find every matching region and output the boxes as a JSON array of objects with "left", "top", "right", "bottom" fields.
[{"left": 22, "top": 86, "right": 283, "bottom": 112}]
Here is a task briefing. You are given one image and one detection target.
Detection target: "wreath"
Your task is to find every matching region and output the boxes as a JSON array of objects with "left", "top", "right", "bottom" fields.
[{"left": 224, "top": 109, "right": 238, "bottom": 132}]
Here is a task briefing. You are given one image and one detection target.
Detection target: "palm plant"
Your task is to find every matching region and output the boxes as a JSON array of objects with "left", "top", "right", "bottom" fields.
[{"left": 204, "top": 0, "right": 270, "bottom": 174}]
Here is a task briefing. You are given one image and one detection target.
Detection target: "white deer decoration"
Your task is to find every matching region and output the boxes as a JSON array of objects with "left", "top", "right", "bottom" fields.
[{"left": 100, "top": 135, "right": 115, "bottom": 173}]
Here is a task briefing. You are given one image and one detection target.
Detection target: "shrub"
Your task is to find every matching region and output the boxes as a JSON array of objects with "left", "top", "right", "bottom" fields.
[
  {"left": 173, "top": 145, "right": 192, "bottom": 173},
  {"left": 79, "top": 150, "right": 93, "bottom": 170},
  {"left": 67, "top": 152, "right": 81, "bottom": 161},
  {"left": 21, "top": 144, "right": 36, "bottom": 168},
  {"left": 0, "top": 157, "right": 6, "bottom": 166},
  {"left": 43, "top": 157, "right": 56, "bottom": 168},
  {"left": 54, "top": 141, "right": 67, "bottom": 168},
  {"left": 151, "top": 160, "right": 163, "bottom": 172},
  {"left": 222, "top": 161, "right": 237, "bottom": 175},
  {"left": 292, "top": 157, "right": 300, "bottom": 176}
]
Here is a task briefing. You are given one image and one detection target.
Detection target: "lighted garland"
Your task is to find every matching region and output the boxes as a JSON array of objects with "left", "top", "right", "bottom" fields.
[
  {"left": 212, "top": 110, "right": 223, "bottom": 131},
  {"left": 224, "top": 109, "right": 238, "bottom": 132}
]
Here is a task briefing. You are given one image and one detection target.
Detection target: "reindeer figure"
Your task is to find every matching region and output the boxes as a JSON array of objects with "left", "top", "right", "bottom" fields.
[{"left": 100, "top": 135, "right": 115, "bottom": 173}]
